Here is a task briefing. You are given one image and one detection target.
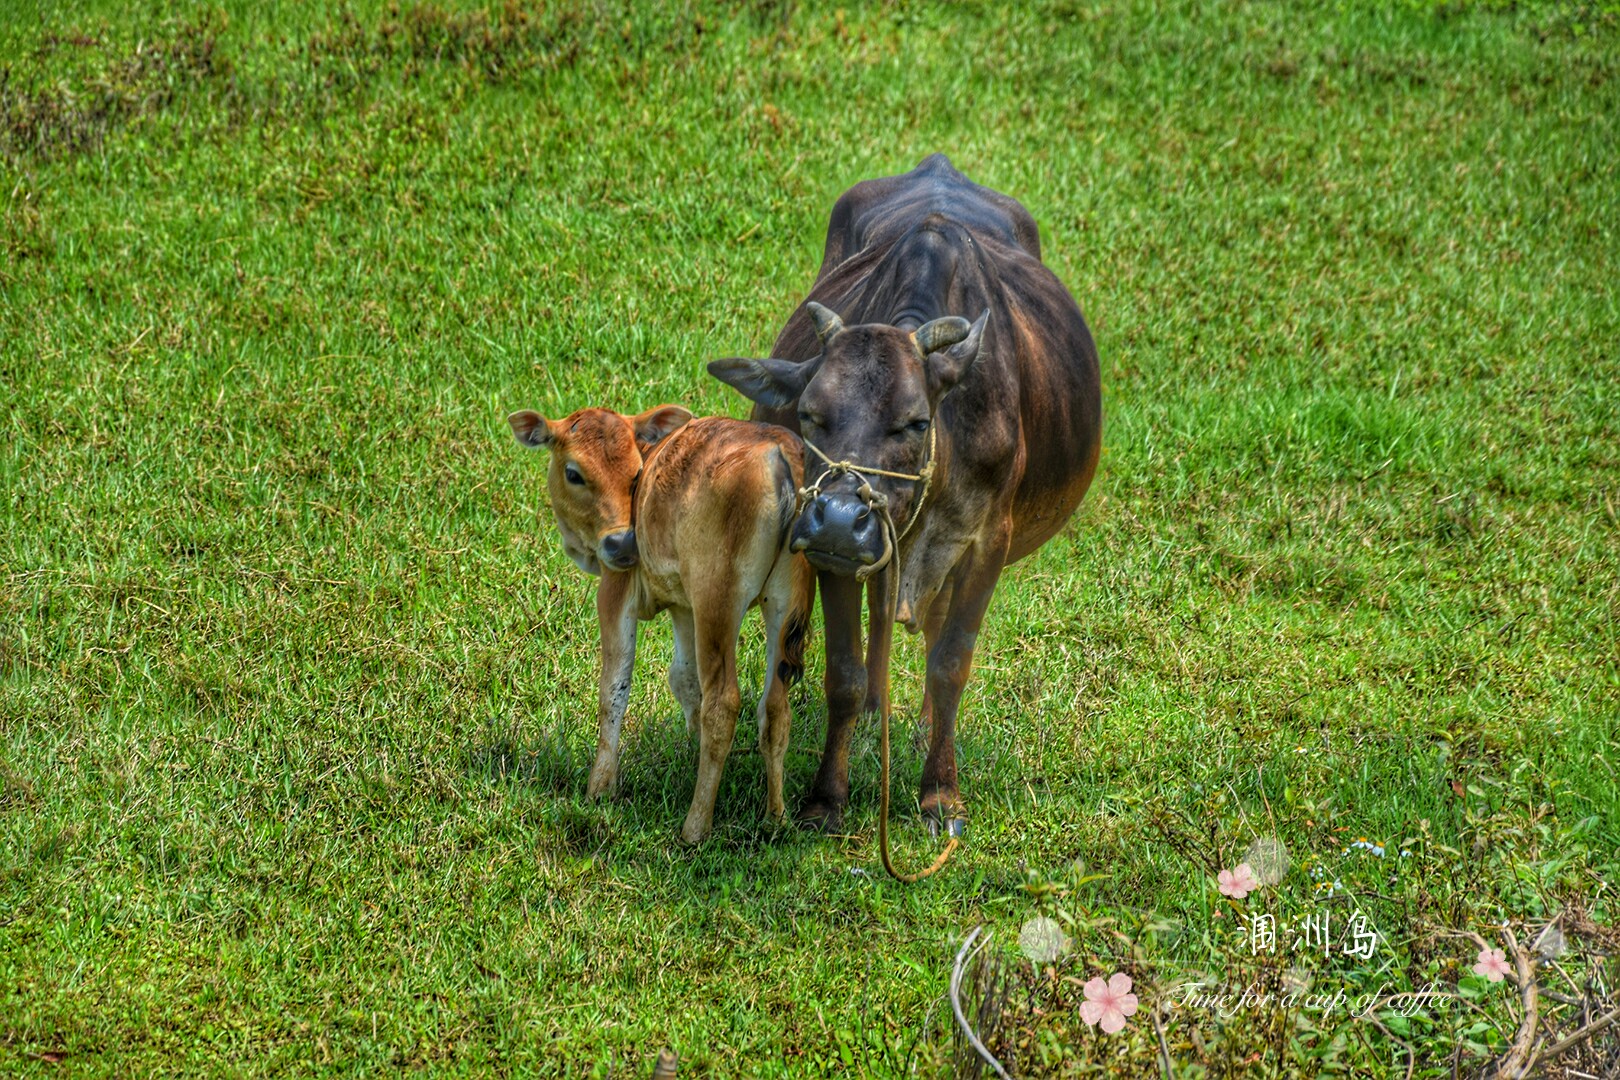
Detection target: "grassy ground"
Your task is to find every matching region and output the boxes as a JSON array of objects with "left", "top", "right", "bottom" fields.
[{"left": 2, "top": 0, "right": 1617, "bottom": 1075}]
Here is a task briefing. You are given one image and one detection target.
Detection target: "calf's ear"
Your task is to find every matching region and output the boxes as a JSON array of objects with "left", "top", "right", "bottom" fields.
[
  {"left": 633, "top": 404, "right": 693, "bottom": 447},
  {"left": 508, "top": 410, "right": 554, "bottom": 449},
  {"left": 923, "top": 309, "right": 989, "bottom": 400},
  {"left": 706, "top": 356, "right": 820, "bottom": 410}
]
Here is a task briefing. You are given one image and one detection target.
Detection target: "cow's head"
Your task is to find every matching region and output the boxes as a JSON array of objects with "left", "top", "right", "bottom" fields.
[
  {"left": 708, "top": 302, "right": 986, "bottom": 575},
  {"left": 507, "top": 404, "right": 693, "bottom": 575}
]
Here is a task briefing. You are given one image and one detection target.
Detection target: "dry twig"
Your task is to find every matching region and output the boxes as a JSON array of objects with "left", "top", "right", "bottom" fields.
[{"left": 951, "top": 927, "right": 1010, "bottom": 1080}]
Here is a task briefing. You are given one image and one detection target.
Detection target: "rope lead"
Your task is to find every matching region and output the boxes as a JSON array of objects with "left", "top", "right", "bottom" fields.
[{"left": 795, "top": 425, "right": 960, "bottom": 882}]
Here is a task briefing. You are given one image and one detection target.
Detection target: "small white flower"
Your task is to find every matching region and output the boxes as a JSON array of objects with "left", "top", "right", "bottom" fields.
[
  {"left": 1019, "top": 916, "right": 1071, "bottom": 963},
  {"left": 1242, "top": 838, "right": 1290, "bottom": 887}
]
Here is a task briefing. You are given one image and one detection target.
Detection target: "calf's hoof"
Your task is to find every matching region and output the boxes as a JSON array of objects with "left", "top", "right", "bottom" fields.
[
  {"left": 679, "top": 818, "right": 711, "bottom": 846},
  {"left": 925, "top": 815, "right": 969, "bottom": 840},
  {"left": 795, "top": 798, "right": 845, "bottom": 834},
  {"left": 584, "top": 771, "right": 618, "bottom": 801}
]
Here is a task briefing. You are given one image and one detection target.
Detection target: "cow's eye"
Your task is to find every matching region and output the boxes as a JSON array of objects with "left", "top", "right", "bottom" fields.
[
  {"left": 564, "top": 463, "right": 585, "bottom": 486},
  {"left": 907, "top": 418, "right": 931, "bottom": 434},
  {"left": 797, "top": 411, "right": 820, "bottom": 429}
]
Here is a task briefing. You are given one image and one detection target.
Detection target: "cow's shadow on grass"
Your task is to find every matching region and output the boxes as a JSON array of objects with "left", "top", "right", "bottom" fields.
[
  {"left": 465, "top": 679, "right": 824, "bottom": 847},
  {"left": 466, "top": 715, "right": 582, "bottom": 793},
  {"left": 464, "top": 674, "right": 1023, "bottom": 882}
]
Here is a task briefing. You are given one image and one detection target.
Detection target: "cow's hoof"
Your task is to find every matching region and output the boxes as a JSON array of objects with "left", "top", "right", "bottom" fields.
[
  {"left": 920, "top": 790, "right": 966, "bottom": 835},
  {"left": 795, "top": 799, "right": 845, "bottom": 834}
]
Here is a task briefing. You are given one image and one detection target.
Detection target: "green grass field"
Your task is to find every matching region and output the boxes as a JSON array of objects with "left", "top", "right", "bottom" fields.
[{"left": 3, "top": 0, "right": 1617, "bottom": 1075}]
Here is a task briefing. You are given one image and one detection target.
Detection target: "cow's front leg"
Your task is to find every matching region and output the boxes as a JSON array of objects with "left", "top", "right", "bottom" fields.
[
  {"left": 862, "top": 567, "right": 895, "bottom": 720},
  {"left": 912, "top": 579, "right": 955, "bottom": 754},
  {"left": 920, "top": 530, "right": 1008, "bottom": 833},
  {"left": 587, "top": 571, "right": 639, "bottom": 800},
  {"left": 798, "top": 571, "right": 865, "bottom": 832}
]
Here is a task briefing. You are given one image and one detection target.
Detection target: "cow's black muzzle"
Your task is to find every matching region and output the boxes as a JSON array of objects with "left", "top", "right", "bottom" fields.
[{"left": 791, "top": 492, "right": 886, "bottom": 575}]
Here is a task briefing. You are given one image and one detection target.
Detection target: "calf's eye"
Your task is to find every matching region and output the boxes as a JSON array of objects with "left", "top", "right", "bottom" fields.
[{"left": 564, "top": 464, "right": 585, "bottom": 486}]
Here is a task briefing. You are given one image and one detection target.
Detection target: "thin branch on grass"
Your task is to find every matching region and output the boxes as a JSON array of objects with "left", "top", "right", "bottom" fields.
[
  {"left": 1538, "top": 1006, "right": 1620, "bottom": 1064},
  {"left": 1491, "top": 927, "right": 1540, "bottom": 1079},
  {"left": 1150, "top": 999, "right": 1174, "bottom": 1079},
  {"left": 950, "top": 926, "right": 1010, "bottom": 1080}
]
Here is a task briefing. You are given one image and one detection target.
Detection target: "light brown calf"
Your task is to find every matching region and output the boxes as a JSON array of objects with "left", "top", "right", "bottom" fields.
[{"left": 508, "top": 405, "right": 814, "bottom": 843}]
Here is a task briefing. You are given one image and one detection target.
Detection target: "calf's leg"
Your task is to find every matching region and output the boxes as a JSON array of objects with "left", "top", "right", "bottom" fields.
[
  {"left": 668, "top": 608, "right": 701, "bottom": 738},
  {"left": 756, "top": 583, "right": 791, "bottom": 823},
  {"left": 588, "top": 571, "right": 639, "bottom": 799},
  {"left": 756, "top": 552, "right": 812, "bottom": 823},
  {"left": 681, "top": 602, "right": 746, "bottom": 844}
]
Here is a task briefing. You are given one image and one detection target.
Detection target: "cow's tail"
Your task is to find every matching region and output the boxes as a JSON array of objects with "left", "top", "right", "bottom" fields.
[{"left": 773, "top": 445, "right": 814, "bottom": 689}]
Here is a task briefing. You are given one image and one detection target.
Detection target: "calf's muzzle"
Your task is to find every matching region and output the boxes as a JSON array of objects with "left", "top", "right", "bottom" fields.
[{"left": 599, "top": 529, "right": 638, "bottom": 571}]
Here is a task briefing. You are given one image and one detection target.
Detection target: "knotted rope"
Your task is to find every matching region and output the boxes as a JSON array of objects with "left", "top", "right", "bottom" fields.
[
  {"left": 796, "top": 425, "right": 961, "bottom": 882},
  {"left": 796, "top": 423, "right": 933, "bottom": 582}
]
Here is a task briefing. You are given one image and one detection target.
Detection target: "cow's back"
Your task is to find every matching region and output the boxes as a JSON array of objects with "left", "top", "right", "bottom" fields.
[{"left": 815, "top": 154, "right": 1043, "bottom": 281}]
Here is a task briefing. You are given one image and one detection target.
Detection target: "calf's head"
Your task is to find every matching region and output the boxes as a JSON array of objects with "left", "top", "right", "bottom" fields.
[
  {"left": 708, "top": 302, "right": 985, "bottom": 575},
  {"left": 507, "top": 404, "right": 693, "bottom": 575}
]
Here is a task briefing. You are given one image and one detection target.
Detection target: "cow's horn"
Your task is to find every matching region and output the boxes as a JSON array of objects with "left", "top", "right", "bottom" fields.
[
  {"left": 806, "top": 301, "right": 844, "bottom": 343},
  {"left": 913, "top": 315, "right": 971, "bottom": 355}
]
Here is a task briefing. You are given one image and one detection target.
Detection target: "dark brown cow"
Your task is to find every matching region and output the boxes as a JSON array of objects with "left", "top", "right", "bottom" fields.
[{"left": 709, "top": 154, "right": 1101, "bottom": 835}]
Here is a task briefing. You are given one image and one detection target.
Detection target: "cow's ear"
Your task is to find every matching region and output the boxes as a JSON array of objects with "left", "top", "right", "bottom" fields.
[
  {"left": 508, "top": 410, "right": 554, "bottom": 449},
  {"left": 707, "top": 356, "right": 819, "bottom": 409},
  {"left": 632, "top": 404, "right": 693, "bottom": 447},
  {"left": 923, "top": 309, "right": 988, "bottom": 400}
]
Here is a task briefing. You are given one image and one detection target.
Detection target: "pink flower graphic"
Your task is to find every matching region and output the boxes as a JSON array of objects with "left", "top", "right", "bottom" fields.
[
  {"left": 1218, "top": 862, "right": 1259, "bottom": 899},
  {"left": 1080, "top": 972, "right": 1139, "bottom": 1034},
  {"left": 1473, "top": 946, "right": 1512, "bottom": 983}
]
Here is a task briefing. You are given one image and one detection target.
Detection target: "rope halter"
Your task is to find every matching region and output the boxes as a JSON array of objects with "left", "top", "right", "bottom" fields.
[{"left": 795, "top": 423, "right": 937, "bottom": 592}]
